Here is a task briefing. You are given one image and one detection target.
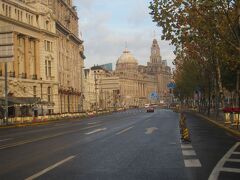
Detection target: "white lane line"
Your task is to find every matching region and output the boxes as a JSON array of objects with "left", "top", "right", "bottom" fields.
[
  {"left": 116, "top": 126, "right": 134, "bottom": 135},
  {"left": 85, "top": 128, "right": 107, "bottom": 135},
  {"left": 88, "top": 122, "right": 100, "bottom": 125},
  {"left": 182, "top": 150, "right": 196, "bottom": 156},
  {"left": 25, "top": 155, "right": 75, "bottom": 180},
  {"left": 226, "top": 159, "right": 240, "bottom": 163},
  {"left": 181, "top": 144, "right": 193, "bottom": 149},
  {"left": 184, "top": 159, "right": 202, "bottom": 167},
  {"left": 208, "top": 142, "right": 240, "bottom": 180},
  {"left": 0, "top": 124, "right": 101, "bottom": 150},
  {"left": 232, "top": 152, "right": 240, "bottom": 154},
  {"left": 220, "top": 167, "right": 240, "bottom": 173},
  {"left": 0, "top": 138, "right": 12, "bottom": 142}
]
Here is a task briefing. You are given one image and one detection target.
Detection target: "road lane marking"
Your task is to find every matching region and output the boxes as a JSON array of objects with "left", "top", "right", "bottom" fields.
[
  {"left": 0, "top": 138, "right": 12, "bottom": 142},
  {"left": 226, "top": 159, "right": 240, "bottom": 163},
  {"left": 181, "top": 144, "right": 193, "bottom": 149},
  {"left": 0, "top": 124, "right": 102, "bottom": 150},
  {"left": 25, "top": 155, "right": 75, "bottom": 180},
  {"left": 88, "top": 122, "right": 101, "bottom": 125},
  {"left": 209, "top": 142, "right": 240, "bottom": 180},
  {"left": 85, "top": 128, "right": 107, "bottom": 135},
  {"left": 182, "top": 150, "right": 196, "bottom": 156},
  {"left": 184, "top": 159, "right": 202, "bottom": 167},
  {"left": 116, "top": 126, "right": 134, "bottom": 135},
  {"left": 232, "top": 152, "right": 240, "bottom": 154},
  {"left": 145, "top": 127, "right": 158, "bottom": 135},
  {"left": 220, "top": 167, "right": 240, "bottom": 173}
]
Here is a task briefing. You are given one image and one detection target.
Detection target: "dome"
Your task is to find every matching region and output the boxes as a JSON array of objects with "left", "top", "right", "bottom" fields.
[{"left": 117, "top": 49, "right": 138, "bottom": 65}]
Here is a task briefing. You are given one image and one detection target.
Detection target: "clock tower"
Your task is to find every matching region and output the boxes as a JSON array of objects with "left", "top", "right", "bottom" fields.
[{"left": 150, "top": 39, "right": 161, "bottom": 64}]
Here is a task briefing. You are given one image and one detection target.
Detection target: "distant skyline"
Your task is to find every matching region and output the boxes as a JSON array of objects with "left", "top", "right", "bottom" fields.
[{"left": 73, "top": 0, "right": 175, "bottom": 69}]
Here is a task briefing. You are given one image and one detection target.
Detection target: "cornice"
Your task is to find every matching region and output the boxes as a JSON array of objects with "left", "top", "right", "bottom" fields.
[
  {"left": 0, "top": 15, "right": 57, "bottom": 37},
  {"left": 56, "top": 21, "right": 83, "bottom": 45}
]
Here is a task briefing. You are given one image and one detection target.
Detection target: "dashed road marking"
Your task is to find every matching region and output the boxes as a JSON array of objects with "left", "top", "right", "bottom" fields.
[
  {"left": 85, "top": 128, "right": 107, "bottom": 135},
  {"left": 116, "top": 126, "right": 134, "bottom": 135},
  {"left": 0, "top": 138, "right": 12, "bottom": 142},
  {"left": 181, "top": 144, "right": 193, "bottom": 149},
  {"left": 181, "top": 143, "right": 201, "bottom": 168},
  {"left": 182, "top": 150, "right": 197, "bottom": 156},
  {"left": 184, "top": 159, "right": 202, "bottom": 167},
  {"left": 25, "top": 155, "right": 75, "bottom": 180},
  {"left": 0, "top": 124, "right": 102, "bottom": 150},
  {"left": 208, "top": 142, "right": 240, "bottom": 180}
]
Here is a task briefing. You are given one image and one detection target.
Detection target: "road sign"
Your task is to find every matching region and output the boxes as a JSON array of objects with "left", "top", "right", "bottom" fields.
[
  {"left": 167, "top": 82, "right": 176, "bottom": 89},
  {"left": 0, "top": 32, "right": 14, "bottom": 62},
  {"left": 149, "top": 92, "right": 159, "bottom": 100}
]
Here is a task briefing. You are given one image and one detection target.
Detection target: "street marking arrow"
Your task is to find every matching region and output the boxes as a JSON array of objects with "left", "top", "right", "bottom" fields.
[{"left": 145, "top": 127, "right": 158, "bottom": 135}]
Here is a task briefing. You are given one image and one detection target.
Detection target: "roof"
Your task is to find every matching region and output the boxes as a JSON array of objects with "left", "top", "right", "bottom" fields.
[{"left": 117, "top": 49, "right": 138, "bottom": 64}]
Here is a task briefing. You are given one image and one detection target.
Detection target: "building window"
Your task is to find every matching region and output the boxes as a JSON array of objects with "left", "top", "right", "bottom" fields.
[
  {"left": 33, "top": 86, "right": 37, "bottom": 98},
  {"left": 44, "top": 40, "right": 52, "bottom": 52},
  {"left": 45, "top": 58, "right": 52, "bottom": 78},
  {"left": 47, "top": 87, "right": 51, "bottom": 103},
  {"left": 48, "top": 61, "right": 51, "bottom": 77}
]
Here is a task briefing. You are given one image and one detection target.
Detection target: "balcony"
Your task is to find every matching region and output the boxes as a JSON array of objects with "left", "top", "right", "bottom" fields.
[
  {"left": 9, "top": 71, "right": 15, "bottom": 78},
  {"left": 32, "top": 74, "right": 37, "bottom": 80},
  {"left": 19, "top": 73, "right": 27, "bottom": 79}
]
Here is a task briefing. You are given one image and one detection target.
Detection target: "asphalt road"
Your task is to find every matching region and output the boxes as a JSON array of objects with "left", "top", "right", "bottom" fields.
[{"left": 0, "top": 108, "right": 239, "bottom": 180}]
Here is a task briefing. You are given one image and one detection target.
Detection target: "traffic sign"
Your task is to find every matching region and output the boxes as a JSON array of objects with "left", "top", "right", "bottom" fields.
[
  {"left": 149, "top": 92, "right": 159, "bottom": 100},
  {"left": 167, "top": 82, "right": 176, "bottom": 89}
]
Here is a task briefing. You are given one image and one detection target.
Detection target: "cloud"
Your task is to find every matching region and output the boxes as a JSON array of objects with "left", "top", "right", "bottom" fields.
[{"left": 73, "top": 0, "right": 175, "bottom": 69}]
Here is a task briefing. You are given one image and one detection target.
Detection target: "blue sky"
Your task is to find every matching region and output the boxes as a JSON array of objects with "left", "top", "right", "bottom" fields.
[{"left": 73, "top": 0, "right": 175, "bottom": 69}]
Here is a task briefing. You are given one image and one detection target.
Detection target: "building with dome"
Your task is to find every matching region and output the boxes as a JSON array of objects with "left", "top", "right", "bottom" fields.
[
  {"left": 114, "top": 38, "right": 171, "bottom": 107},
  {"left": 83, "top": 38, "right": 171, "bottom": 111}
]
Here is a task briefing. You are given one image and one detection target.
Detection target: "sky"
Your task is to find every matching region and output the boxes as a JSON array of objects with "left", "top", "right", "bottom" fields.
[{"left": 73, "top": 0, "right": 175, "bottom": 69}]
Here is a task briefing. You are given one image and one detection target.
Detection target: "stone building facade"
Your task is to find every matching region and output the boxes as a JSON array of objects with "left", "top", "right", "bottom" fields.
[
  {"left": 51, "top": 0, "right": 85, "bottom": 114},
  {"left": 114, "top": 38, "right": 171, "bottom": 107},
  {"left": 0, "top": 0, "right": 84, "bottom": 117},
  {"left": 83, "top": 66, "right": 120, "bottom": 112},
  {"left": 84, "top": 39, "right": 171, "bottom": 110}
]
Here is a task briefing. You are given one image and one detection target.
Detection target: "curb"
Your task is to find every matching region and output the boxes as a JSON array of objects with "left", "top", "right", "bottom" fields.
[{"left": 193, "top": 112, "right": 240, "bottom": 137}]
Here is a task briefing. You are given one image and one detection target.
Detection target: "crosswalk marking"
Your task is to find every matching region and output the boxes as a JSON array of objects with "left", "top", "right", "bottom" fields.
[
  {"left": 181, "top": 143, "right": 201, "bottom": 168},
  {"left": 182, "top": 150, "right": 196, "bottom": 156},
  {"left": 184, "top": 159, "right": 201, "bottom": 167},
  {"left": 208, "top": 142, "right": 240, "bottom": 180}
]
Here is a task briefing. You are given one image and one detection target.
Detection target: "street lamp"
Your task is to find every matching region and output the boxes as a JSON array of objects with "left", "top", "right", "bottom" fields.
[{"left": 40, "top": 77, "right": 43, "bottom": 116}]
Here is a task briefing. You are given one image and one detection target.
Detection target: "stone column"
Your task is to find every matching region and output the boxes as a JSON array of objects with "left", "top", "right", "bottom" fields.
[
  {"left": 35, "top": 40, "right": 40, "bottom": 79},
  {"left": 24, "top": 36, "right": 29, "bottom": 78},
  {"left": 13, "top": 33, "right": 19, "bottom": 77}
]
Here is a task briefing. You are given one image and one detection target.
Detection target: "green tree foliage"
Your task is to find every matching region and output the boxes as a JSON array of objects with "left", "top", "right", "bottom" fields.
[{"left": 149, "top": 0, "right": 240, "bottom": 108}]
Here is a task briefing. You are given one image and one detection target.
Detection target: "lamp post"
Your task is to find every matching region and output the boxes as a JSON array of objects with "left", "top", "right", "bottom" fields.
[
  {"left": 40, "top": 77, "right": 43, "bottom": 116},
  {"left": 4, "top": 62, "right": 8, "bottom": 125}
]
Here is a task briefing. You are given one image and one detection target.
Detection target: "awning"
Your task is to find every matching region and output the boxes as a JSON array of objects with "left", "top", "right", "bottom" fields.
[{"left": 0, "top": 97, "right": 43, "bottom": 106}]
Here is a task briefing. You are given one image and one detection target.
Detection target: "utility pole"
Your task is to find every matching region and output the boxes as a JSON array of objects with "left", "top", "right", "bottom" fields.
[{"left": 94, "top": 71, "right": 98, "bottom": 114}]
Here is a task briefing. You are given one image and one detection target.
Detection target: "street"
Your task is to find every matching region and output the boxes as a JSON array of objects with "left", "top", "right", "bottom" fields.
[{"left": 0, "top": 108, "right": 239, "bottom": 180}]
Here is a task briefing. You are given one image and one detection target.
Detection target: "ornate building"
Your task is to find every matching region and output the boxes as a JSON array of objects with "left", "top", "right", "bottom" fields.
[
  {"left": 0, "top": 0, "right": 84, "bottom": 117},
  {"left": 115, "top": 38, "right": 171, "bottom": 107},
  {"left": 51, "top": 0, "right": 85, "bottom": 113}
]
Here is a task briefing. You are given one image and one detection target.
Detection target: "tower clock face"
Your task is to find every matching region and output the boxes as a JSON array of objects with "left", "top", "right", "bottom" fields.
[{"left": 153, "top": 49, "right": 156, "bottom": 54}]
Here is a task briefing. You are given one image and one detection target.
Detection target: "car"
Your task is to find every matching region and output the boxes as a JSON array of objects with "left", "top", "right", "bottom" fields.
[{"left": 146, "top": 106, "right": 154, "bottom": 112}]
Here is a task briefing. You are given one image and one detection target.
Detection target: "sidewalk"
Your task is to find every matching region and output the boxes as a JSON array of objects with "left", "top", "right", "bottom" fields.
[{"left": 188, "top": 110, "right": 240, "bottom": 137}]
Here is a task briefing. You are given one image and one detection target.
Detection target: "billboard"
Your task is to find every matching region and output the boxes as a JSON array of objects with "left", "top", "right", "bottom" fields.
[{"left": 0, "top": 32, "right": 14, "bottom": 62}]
